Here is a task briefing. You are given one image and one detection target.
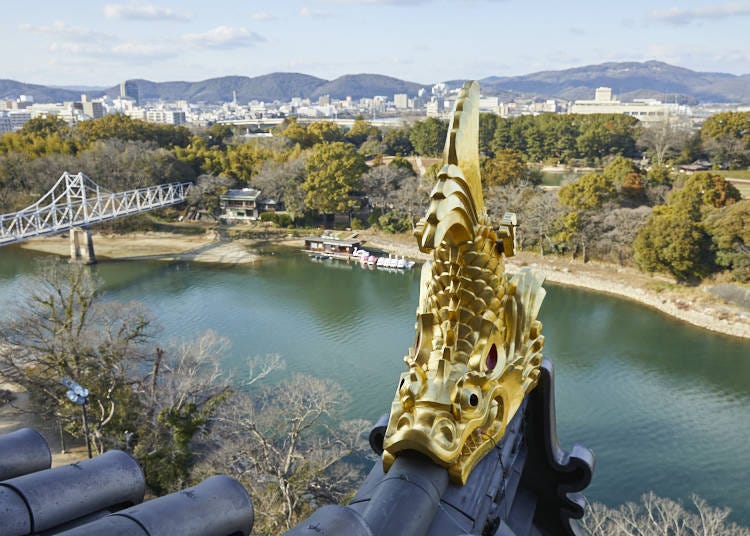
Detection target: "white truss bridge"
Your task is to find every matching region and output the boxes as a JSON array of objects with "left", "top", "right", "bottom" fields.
[{"left": 0, "top": 172, "right": 192, "bottom": 246}]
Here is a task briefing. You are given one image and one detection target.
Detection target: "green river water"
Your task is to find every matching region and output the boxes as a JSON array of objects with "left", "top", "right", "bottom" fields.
[{"left": 0, "top": 246, "right": 748, "bottom": 523}]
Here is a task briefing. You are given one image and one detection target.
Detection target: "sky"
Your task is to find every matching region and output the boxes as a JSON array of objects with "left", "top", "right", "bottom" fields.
[{"left": 5, "top": 0, "right": 750, "bottom": 87}]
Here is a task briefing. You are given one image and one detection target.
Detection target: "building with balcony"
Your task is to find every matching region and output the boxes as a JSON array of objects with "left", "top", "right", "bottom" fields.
[{"left": 220, "top": 188, "right": 262, "bottom": 221}]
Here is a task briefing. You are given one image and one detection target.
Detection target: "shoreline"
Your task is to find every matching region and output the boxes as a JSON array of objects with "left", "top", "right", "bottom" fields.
[{"left": 14, "top": 229, "right": 750, "bottom": 340}]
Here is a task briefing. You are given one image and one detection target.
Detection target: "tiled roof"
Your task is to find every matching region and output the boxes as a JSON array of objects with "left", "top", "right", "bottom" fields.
[{"left": 0, "top": 428, "right": 253, "bottom": 536}]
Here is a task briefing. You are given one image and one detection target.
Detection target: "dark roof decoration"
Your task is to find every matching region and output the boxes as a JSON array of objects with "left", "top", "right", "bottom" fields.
[{"left": 285, "top": 360, "right": 594, "bottom": 535}]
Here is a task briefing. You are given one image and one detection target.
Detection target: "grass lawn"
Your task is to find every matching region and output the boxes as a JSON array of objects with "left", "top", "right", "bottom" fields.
[
  {"left": 716, "top": 169, "right": 750, "bottom": 180},
  {"left": 732, "top": 183, "right": 750, "bottom": 198}
]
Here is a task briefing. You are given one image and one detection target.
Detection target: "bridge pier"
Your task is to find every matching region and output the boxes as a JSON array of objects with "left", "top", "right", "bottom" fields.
[{"left": 70, "top": 227, "right": 96, "bottom": 264}]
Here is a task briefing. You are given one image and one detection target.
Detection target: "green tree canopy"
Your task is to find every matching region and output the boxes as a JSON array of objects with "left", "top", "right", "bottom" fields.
[
  {"left": 558, "top": 173, "right": 617, "bottom": 211},
  {"left": 481, "top": 148, "right": 537, "bottom": 187},
  {"left": 19, "top": 115, "right": 71, "bottom": 138},
  {"left": 76, "top": 114, "right": 190, "bottom": 149},
  {"left": 478, "top": 113, "right": 498, "bottom": 157},
  {"left": 700, "top": 111, "right": 750, "bottom": 168},
  {"left": 634, "top": 204, "right": 714, "bottom": 282},
  {"left": 303, "top": 142, "right": 367, "bottom": 214},
  {"left": 409, "top": 118, "right": 448, "bottom": 156},
  {"left": 307, "top": 121, "right": 345, "bottom": 145},
  {"left": 603, "top": 156, "right": 640, "bottom": 187},
  {"left": 274, "top": 117, "right": 315, "bottom": 149},
  {"left": 704, "top": 199, "right": 750, "bottom": 282},
  {"left": 345, "top": 118, "right": 381, "bottom": 147},
  {"left": 383, "top": 127, "right": 413, "bottom": 156},
  {"left": 670, "top": 172, "right": 741, "bottom": 219}
]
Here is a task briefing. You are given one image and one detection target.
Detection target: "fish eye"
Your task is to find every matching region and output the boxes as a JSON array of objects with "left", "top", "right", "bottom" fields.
[
  {"left": 460, "top": 387, "right": 481, "bottom": 411},
  {"left": 486, "top": 344, "right": 498, "bottom": 371}
]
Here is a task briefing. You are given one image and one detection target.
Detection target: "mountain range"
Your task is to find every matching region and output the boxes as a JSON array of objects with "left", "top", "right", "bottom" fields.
[{"left": 1, "top": 61, "right": 748, "bottom": 105}]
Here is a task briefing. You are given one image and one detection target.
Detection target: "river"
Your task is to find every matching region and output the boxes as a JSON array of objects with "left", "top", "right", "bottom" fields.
[{"left": 1, "top": 245, "right": 748, "bottom": 523}]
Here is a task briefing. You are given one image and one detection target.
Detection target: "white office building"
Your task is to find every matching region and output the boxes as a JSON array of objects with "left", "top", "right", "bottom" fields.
[{"left": 570, "top": 87, "right": 679, "bottom": 123}]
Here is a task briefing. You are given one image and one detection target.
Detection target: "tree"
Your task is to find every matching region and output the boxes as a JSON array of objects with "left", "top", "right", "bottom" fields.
[
  {"left": 253, "top": 156, "right": 307, "bottom": 217},
  {"left": 204, "top": 123, "right": 234, "bottom": 149},
  {"left": 478, "top": 113, "right": 498, "bottom": 157},
  {"left": 19, "top": 115, "right": 71, "bottom": 138},
  {"left": 303, "top": 142, "right": 367, "bottom": 215},
  {"left": 307, "top": 121, "right": 345, "bottom": 145},
  {"left": 76, "top": 113, "right": 190, "bottom": 149},
  {"left": 575, "top": 114, "right": 639, "bottom": 163},
  {"left": 700, "top": 111, "right": 750, "bottom": 168},
  {"left": 704, "top": 200, "right": 750, "bottom": 282},
  {"left": 637, "top": 120, "right": 690, "bottom": 166},
  {"left": 0, "top": 259, "right": 154, "bottom": 453},
  {"left": 78, "top": 139, "right": 196, "bottom": 191},
  {"left": 583, "top": 492, "right": 749, "bottom": 536},
  {"left": 361, "top": 163, "right": 414, "bottom": 211},
  {"left": 390, "top": 173, "right": 430, "bottom": 226},
  {"left": 225, "top": 140, "right": 275, "bottom": 185},
  {"left": 187, "top": 173, "right": 234, "bottom": 216},
  {"left": 634, "top": 205, "right": 714, "bottom": 282},
  {"left": 558, "top": 173, "right": 617, "bottom": 211},
  {"left": 383, "top": 127, "right": 413, "bottom": 156},
  {"left": 197, "top": 372, "right": 370, "bottom": 534},
  {"left": 134, "top": 331, "right": 234, "bottom": 495},
  {"left": 409, "top": 118, "right": 448, "bottom": 156},
  {"left": 481, "top": 149, "right": 538, "bottom": 187},
  {"left": 670, "top": 172, "right": 741, "bottom": 219},
  {"left": 345, "top": 118, "right": 380, "bottom": 148},
  {"left": 484, "top": 184, "right": 562, "bottom": 255},
  {"left": 274, "top": 117, "right": 315, "bottom": 149}
]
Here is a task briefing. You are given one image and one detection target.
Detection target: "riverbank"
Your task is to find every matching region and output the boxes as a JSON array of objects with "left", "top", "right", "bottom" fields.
[
  {"left": 16, "top": 228, "right": 750, "bottom": 340},
  {"left": 335, "top": 229, "right": 750, "bottom": 340},
  {"left": 19, "top": 230, "right": 261, "bottom": 264}
]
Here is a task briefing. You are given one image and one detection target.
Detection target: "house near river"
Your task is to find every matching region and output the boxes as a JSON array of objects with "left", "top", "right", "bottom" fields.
[{"left": 219, "top": 188, "right": 280, "bottom": 222}]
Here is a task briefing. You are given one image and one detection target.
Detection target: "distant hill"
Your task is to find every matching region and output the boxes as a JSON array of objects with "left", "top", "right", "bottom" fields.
[
  {"left": 2, "top": 61, "right": 749, "bottom": 105},
  {"left": 101, "top": 73, "right": 329, "bottom": 103},
  {"left": 0, "top": 80, "right": 82, "bottom": 103},
  {"left": 476, "top": 61, "right": 750, "bottom": 103},
  {"left": 310, "top": 74, "right": 427, "bottom": 100}
]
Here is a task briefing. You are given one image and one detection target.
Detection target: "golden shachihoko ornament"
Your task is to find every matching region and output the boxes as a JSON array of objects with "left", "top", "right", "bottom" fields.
[{"left": 381, "top": 81, "right": 547, "bottom": 485}]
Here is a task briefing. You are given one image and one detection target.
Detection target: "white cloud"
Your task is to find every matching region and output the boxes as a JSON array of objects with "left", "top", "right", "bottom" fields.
[
  {"left": 182, "top": 26, "right": 265, "bottom": 49},
  {"left": 48, "top": 40, "right": 176, "bottom": 60},
  {"left": 299, "top": 7, "right": 331, "bottom": 17},
  {"left": 20, "top": 21, "right": 111, "bottom": 42},
  {"left": 651, "top": 2, "right": 750, "bottom": 25},
  {"left": 111, "top": 42, "right": 178, "bottom": 58},
  {"left": 314, "top": 0, "right": 507, "bottom": 4},
  {"left": 251, "top": 12, "right": 277, "bottom": 21},
  {"left": 49, "top": 42, "right": 106, "bottom": 56},
  {"left": 103, "top": 3, "right": 191, "bottom": 22}
]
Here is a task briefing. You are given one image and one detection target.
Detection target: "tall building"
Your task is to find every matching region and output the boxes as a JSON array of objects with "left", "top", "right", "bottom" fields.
[
  {"left": 394, "top": 93, "right": 408, "bottom": 110},
  {"left": 80, "top": 94, "right": 104, "bottom": 119},
  {"left": 120, "top": 80, "right": 140, "bottom": 106},
  {"left": 0, "top": 112, "right": 13, "bottom": 133}
]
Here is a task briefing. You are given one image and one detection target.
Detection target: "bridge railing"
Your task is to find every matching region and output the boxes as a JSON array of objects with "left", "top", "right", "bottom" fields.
[{"left": 0, "top": 173, "right": 192, "bottom": 246}]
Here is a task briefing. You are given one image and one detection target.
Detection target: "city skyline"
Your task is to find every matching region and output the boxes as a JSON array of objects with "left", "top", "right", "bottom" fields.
[{"left": 5, "top": 0, "right": 750, "bottom": 87}]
